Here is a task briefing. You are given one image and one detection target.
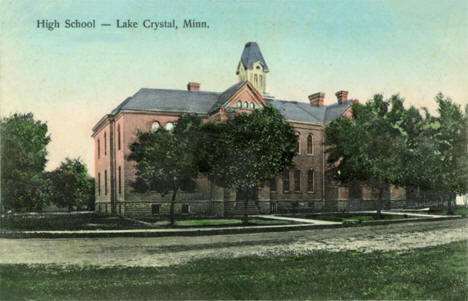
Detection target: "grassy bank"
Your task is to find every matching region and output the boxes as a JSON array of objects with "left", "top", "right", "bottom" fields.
[
  {"left": 0, "top": 215, "right": 290, "bottom": 231},
  {"left": 1, "top": 241, "right": 466, "bottom": 300}
]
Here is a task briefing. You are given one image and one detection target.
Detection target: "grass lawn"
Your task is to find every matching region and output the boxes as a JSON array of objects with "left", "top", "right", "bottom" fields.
[
  {"left": 430, "top": 207, "right": 468, "bottom": 217},
  {"left": 304, "top": 213, "right": 410, "bottom": 223},
  {"left": 0, "top": 215, "right": 290, "bottom": 231},
  {"left": 1, "top": 241, "right": 466, "bottom": 300}
]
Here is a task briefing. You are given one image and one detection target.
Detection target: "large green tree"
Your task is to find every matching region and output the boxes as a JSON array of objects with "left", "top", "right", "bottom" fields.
[
  {"left": 326, "top": 95, "right": 408, "bottom": 215},
  {"left": 47, "top": 158, "right": 95, "bottom": 211},
  {"left": 128, "top": 114, "right": 204, "bottom": 225},
  {"left": 1, "top": 113, "right": 51, "bottom": 212},
  {"left": 422, "top": 94, "right": 468, "bottom": 213},
  {"left": 204, "top": 105, "right": 297, "bottom": 223}
]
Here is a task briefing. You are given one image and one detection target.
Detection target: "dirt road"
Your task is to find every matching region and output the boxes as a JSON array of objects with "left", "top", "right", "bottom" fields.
[{"left": 1, "top": 219, "right": 466, "bottom": 267}]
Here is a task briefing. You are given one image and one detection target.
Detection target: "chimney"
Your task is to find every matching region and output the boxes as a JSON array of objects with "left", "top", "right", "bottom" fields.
[
  {"left": 335, "top": 90, "right": 348, "bottom": 104},
  {"left": 187, "top": 82, "right": 200, "bottom": 91},
  {"left": 308, "top": 92, "right": 325, "bottom": 106}
]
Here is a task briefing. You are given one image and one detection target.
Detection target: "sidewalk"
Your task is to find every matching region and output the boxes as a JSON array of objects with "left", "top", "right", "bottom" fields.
[{"left": 252, "top": 214, "right": 341, "bottom": 225}]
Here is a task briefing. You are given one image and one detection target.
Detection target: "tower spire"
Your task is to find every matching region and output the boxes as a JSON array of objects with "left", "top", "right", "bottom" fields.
[{"left": 236, "top": 42, "right": 269, "bottom": 95}]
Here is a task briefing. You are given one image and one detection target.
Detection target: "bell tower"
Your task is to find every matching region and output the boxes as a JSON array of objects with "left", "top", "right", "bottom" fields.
[{"left": 236, "top": 42, "right": 269, "bottom": 95}]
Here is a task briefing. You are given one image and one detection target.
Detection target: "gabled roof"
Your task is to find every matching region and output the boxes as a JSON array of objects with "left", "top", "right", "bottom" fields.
[
  {"left": 239, "top": 42, "right": 269, "bottom": 72},
  {"left": 110, "top": 88, "right": 220, "bottom": 115},
  {"left": 208, "top": 81, "right": 246, "bottom": 114},
  {"left": 265, "top": 98, "right": 354, "bottom": 124},
  {"left": 100, "top": 83, "right": 353, "bottom": 133}
]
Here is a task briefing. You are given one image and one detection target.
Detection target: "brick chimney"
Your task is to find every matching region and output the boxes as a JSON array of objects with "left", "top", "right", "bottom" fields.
[
  {"left": 335, "top": 90, "right": 348, "bottom": 104},
  {"left": 187, "top": 82, "right": 200, "bottom": 91},
  {"left": 308, "top": 92, "right": 325, "bottom": 107}
]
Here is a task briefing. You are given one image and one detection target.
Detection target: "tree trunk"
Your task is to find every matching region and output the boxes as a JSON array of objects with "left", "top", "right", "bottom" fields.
[{"left": 170, "top": 189, "right": 177, "bottom": 226}]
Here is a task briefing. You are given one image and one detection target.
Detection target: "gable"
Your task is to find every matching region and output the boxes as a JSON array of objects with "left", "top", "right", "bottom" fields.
[{"left": 224, "top": 82, "right": 265, "bottom": 111}]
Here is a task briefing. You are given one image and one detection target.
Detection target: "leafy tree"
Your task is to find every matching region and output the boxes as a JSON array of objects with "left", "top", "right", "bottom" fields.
[
  {"left": 204, "top": 105, "right": 297, "bottom": 223},
  {"left": 128, "top": 114, "right": 203, "bottom": 225},
  {"left": 326, "top": 95, "right": 407, "bottom": 215},
  {"left": 423, "top": 94, "right": 468, "bottom": 213},
  {"left": 47, "top": 158, "right": 94, "bottom": 211},
  {"left": 1, "top": 113, "right": 50, "bottom": 212}
]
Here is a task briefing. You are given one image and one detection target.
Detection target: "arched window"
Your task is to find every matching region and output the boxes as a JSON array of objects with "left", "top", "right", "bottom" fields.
[
  {"left": 117, "top": 124, "right": 121, "bottom": 150},
  {"left": 295, "top": 133, "right": 300, "bottom": 154},
  {"left": 151, "top": 121, "right": 160, "bottom": 132},
  {"left": 118, "top": 166, "right": 122, "bottom": 195},
  {"left": 104, "top": 170, "right": 108, "bottom": 195},
  {"left": 307, "top": 134, "right": 313, "bottom": 154},
  {"left": 244, "top": 101, "right": 248, "bottom": 109},
  {"left": 294, "top": 170, "right": 301, "bottom": 192},
  {"left": 97, "top": 139, "right": 100, "bottom": 159},
  {"left": 237, "top": 101, "right": 242, "bottom": 108},
  {"left": 250, "top": 102, "right": 255, "bottom": 109},
  {"left": 165, "top": 122, "right": 174, "bottom": 130},
  {"left": 307, "top": 169, "right": 314, "bottom": 192},
  {"left": 104, "top": 132, "right": 107, "bottom": 156}
]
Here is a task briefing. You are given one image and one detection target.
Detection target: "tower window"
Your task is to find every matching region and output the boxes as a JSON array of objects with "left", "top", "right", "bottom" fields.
[
  {"left": 294, "top": 170, "right": 301, "bottom": 192},
  {"left": 307, "top": 134, "right": 313, "bottom": 154},
  {"left": 259, "top": 75, "right": 263, "bottom": 88},
  {"left": 254, "top": 74, "right": 258, "bottom": 86}
]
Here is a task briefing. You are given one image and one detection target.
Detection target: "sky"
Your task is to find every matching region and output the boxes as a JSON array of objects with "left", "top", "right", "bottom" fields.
[{"left": 1, "top": 0, "right": 467, "bottom": 174}]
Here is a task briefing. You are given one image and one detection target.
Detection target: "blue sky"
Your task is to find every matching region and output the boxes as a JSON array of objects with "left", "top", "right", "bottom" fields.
[{"left": 1, "top": 0, "right": 467, "bottom": 173}]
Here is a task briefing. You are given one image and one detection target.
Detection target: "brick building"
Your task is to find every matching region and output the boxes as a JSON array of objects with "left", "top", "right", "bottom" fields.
[{"left": 92, "top": 42, "right": 405, "bottom": 217}]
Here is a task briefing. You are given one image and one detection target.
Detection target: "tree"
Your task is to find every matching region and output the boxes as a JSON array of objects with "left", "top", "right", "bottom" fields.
[
  {"left": 424, "top": 94, "right": 468, "bottom": 213},
  {"left": 1, "top": 113, "right": 50, "bottom": 212},
  {"left": 204, "top": 105, "right": 297, "bottom": 223},
  {"left": 326, "top": 95, "right": 407, "bottom": 216},
  {"left": 47, "top": 158, "right": 94, "bottom": 211},
  {"left": 128, "top": 114, "right": 203, "bottom": 225}
]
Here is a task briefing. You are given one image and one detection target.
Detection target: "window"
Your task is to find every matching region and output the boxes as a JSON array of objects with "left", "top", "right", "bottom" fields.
[
  {"left": 294, "top": 170, "right": 301, "bottom": 192},
  {"left": 118, "top": 166, "right": 122, "bottom": 194},
  {"left": 104, "top": 170, "right": 108, "bottom": 195},
  {"left": 104, "top": 132, "right": 107, "bottom": 156},
  {"left": 237, "top": 101, "right": 242, "bottom": 108},
  {"left": 307, "top": 169, "right": 314, "bottom": 192},
  {"left": 269, "top": 177, "right": 277, "bottom": 192},
  {"left": 97, "top": 139, "right": 100, "bottom": 159},
  {"left": 307, "top": 134, "right": 313, "bottom": 154},
  {"left": 181, "top": 204, "right": 189, "bottom": 214},
  {"left": 282, "top": 170, "right": 289, "bottom": 192},
  {"left": 98, "top": 173, "right": 101, "bottom": 196},
  {"left": 151, "top": 121, "right": 160, "bottom": 132},
  {"left": 259, "top": 75, "right": 263, "bottom": 87},
  {"left": 165, "top": 122, "right": 174, "bottom": 130},
  {"left": 244, "top": 101, "right": 248, "bottom": 109},
  {"left": 224, "top": 188, "right": 231, "bottom": 201},
  {"left": 152, "top": 204, "right": 160, "bottom": 215},
  {"left": 117, "top": 124, "right": 121, "bottom": 150},
  {"left": 296, "top": 133, "right": 300, "bottom": 153},
  {"left": 250, "top": 102, "right": 255, "bottom": 109},
  {"left": 254, "top": 74, "right": 258, "bottom": 86}
]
